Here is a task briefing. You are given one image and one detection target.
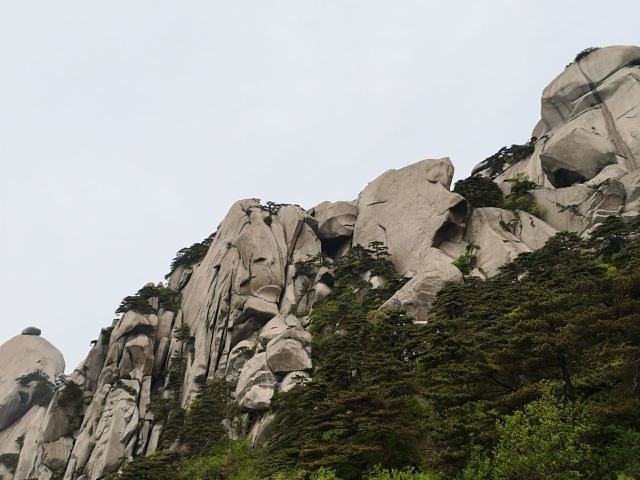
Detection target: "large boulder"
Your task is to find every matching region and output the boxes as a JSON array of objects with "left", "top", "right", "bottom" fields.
[
  {"left": 353, "top": 158, "right": 468, "bottom": 276},
  {"left": 473, "top": 46, "right": 640, "bottom": 190},
  {"left": 257, "top": 314, "right": 301, "bottom": 346},
  {"left": 235, "top": 353, "right": 277, "bottom": 410},
  {"left": 464, "top": 208, "right": 557, "bottom": 276},
  {"left": 266, "top": 328, "right": 312, "bottom": 374},
  {"left": 310, "top": 201, "right": 358, "bottom": 239},
  {"left": 0, "top": 333, "right": 64, "bottom": 431},
  {"left": 382, "top": 248, "right": 462, "bottom": 322}
]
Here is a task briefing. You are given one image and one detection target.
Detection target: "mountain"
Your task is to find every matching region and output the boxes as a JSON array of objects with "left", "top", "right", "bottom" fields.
[{"left": 1, "top": 45, "right": 639, "bottom": 480}]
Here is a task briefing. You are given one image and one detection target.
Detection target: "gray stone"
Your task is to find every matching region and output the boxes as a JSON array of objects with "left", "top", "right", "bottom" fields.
[
  {"left": 0, "top": 335, "right": 64, "bottom": 430},
  {"left": 311, "top": 201, "right": 358, "bottom": 239},
  {"left": 464, "top": 208, "right": 557, "bottom": 276},
  {"left": 111, "top": 311, "right": 158, "bottom": 342},
  {"left": 382, "top": 248, "right": 462, "bottom": 321},
  {"left": 279, "top": 371, "right": 311, "bottom": 392},
  {"left": 21, "top": 326, "right": 41, "bottom": 336},
  {"left": 257, "top": 315, "right": 301, "bottom": 346},
  {"left": 226, "top": 339, "right": 257, "bottom": 384},
  {"left": 266, "top": 336, "right": 312, "bottom": 374},
  {"left": 235, "top": 353, "right": 277, "bottom": 410},
  {"left": 540, "top": 115, "right": 618, "bottom": 187},
  {"left": 353, "top": 157, "right": 468, "bottom": 276}
]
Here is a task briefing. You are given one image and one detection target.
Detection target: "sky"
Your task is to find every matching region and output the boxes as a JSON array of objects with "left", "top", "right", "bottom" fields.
[{"left": 0, "top": 0, "right": 638, "bottom": 371}]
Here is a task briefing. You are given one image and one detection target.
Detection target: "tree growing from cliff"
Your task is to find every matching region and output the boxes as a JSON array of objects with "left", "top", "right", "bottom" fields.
[{"left": 453, "top": 176, "right": 503, "bottom": 208}]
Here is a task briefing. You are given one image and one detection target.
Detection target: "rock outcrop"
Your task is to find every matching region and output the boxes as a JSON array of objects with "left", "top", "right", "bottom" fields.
[
  {"left": 0, "top": 330, "right": 64, "bottom": 480},
  {"left": 2, "top": 44, "right": 639, "bottom": 480}
]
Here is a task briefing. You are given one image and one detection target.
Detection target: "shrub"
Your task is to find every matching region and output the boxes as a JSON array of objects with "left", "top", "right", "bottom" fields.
[
  {"left": 175, "top": 440, "right": 259, "bottom": 480},
  {"left": 57, "top": 378, "right": 85, "bottom": 435},
  {"left": 501, "top": 174, "right": 542, "bottom": 216},
  {"left": 453, "top": 176, "right": 503, "bottom": 208},
  {"left": 462, "top": 385, "right": 594, "bottom": 480},
  {"left": 165, "top": 232, "right": 216, "bottom": 279},
  {"left": 452, "top": 244, "right": 479, "bottom": 276},
  {"left": 482, "top": 141, "right": 535, "bottom": 178},
  {"left": 116, "top": 284, "right": 181, "bottom": 315},
  {"left": 178, "top": 379, "right": 236, "bottom": 454},
  {"left": 366, "top": 465, "right": 443, "bottom": 479},
  {"left": 260, "top": 201, "right": 290, "bottom": 227},
  {"left": 310, "top": 467, "right": 341, "bottom": 480},
  {"left": 115, "top": 451, "right": 181, "bottom": 480}
]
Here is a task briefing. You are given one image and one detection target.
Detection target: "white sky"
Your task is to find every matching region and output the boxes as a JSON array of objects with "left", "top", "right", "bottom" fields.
[{"left": 1, "top": 1, "right": 638, "bottom": 370}]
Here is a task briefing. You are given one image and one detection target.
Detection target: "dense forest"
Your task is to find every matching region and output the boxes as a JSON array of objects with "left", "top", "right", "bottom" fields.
[{"left": 110, "top": 215, "right": 640, "bottom": 480}]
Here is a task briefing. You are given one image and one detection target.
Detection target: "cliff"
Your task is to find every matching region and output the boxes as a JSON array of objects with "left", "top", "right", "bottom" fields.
[{"left": 1, "top": 45, "right": 639, "bottom": 480}]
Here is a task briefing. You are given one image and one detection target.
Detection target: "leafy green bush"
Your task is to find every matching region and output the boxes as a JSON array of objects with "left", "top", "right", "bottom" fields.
[
  {"left": 452, "top": 244, "right": 479, "bottom": 276},
  {"left": 57, "top": 377, "right": 85, "bottom": 435},
  {"left": 453, "top": 176, "right": 504, "bottom": 208},
  {"left": 264, "top": 243, "right": 423, "bottom": 479},
  {"left": 116, "top": 284, "right": 181, "bottom": 315},
  {"left": 115, "top": 451, "right": 182, "bottom": 480},
  {"left": 463, "top": 384, "right": 594, "bottom": 480},
  {"left": 175, "top": 440, "right": 259, "bottom": 480},
  {"left": 179, "top": 379, "right": 235, "bottom": 454},
  {"left": 481, "top": 141, "right": 535, "bottom": 178},
  {"left": 365, "top": 465, "right": 443, "bottom": 479},
  {"left": 501, "top": 174, "right": 542, "bottom": 216},
  {"left": 165, "top": 232, "right": 216, "bottom": 279},
  {"left": 309, "top": 467, "right": 341, "bottom": 479},
  {"left": 423, "top": 230, "right": 640, "bottom": 477}
]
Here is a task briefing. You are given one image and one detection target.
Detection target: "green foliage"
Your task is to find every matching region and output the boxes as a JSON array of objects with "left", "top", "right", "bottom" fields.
[
  {"left": 482, "top": 141, "right": 535, "bottom": 178},
  {"left": 501, "top": 174, "right": 542, "bottom": 216},
  {"left": 309, "top": 467, "right": 341, "bottom": 479},
  {"left": 116, "top": 283, "right": 181, "bottom": 315},
  {"left": 587, "top": 215, "right": 634, "bottom": 262},
  {"left": 294, "top": 252, "right": 331, "bottom": 279},
  {"left": 421, "top": 230, "right": 640, "bottom": 477},
  {"left": 16, "top": 370, "right": 55, "bottom": 407},
  {"left": 260, "top": 201, "right": 290, "bottom": 226},
  {"left": 57, "top": 378, "right": 85, "bottom": 435},
  {"left": 149, "top": 324, "right": 194, "bottom": 449},
  {"left": 365, "top": 465, "right": 443, "bottom": 479},
  {"left": 463, "top": 385, "right": 594, "bottom": 480},
  {"left": 452, "top": 244, "right": 479, "bottom": 276},
  {"left": 115, "top": 379, "right": 138, "bottom": 397},
  {"left": 115, "top": 451, "right": 182, "bottom": 480},
  {"left": 175, "top": 439, "right": 259, "bottom": 480},
  {"left": 453, "top": 176, "right": 504, "bottom": 208},
  {"left": 264, "top": 243, "right": 423, "bottom": 479},
  {"left": 166, "top": 232, "right": 216, "bottom": 279},
  {"left": 179, "top": 379, "right": 236, "bottom": 455}
]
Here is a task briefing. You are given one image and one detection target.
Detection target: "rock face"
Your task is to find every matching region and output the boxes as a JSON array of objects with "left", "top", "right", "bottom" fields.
[
  {"left": 0, "top": 331, "right": 64, "bottom": 480},
  {"left": 3, "top": 44, "right": 640, "bottom": 480}
]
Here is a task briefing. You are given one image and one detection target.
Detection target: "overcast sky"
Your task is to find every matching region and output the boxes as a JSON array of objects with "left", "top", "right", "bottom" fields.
[{"left": 1, "top": 1, "right": 638, "bottom": 370}]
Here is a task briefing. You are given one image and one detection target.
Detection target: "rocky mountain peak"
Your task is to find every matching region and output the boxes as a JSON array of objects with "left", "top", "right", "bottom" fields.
[{"left": 1, "top": 45, "right": 639, "bottom": 480}]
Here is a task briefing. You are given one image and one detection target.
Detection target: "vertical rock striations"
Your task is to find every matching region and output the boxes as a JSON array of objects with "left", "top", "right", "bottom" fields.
[{"left": 1, "top": 44, "right": 639, "bottom": 480}]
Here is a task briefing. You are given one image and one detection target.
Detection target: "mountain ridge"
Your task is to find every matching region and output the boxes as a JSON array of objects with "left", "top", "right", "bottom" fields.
[{"left": 1, "top": 44, "right": 639, "bottom": 480}]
